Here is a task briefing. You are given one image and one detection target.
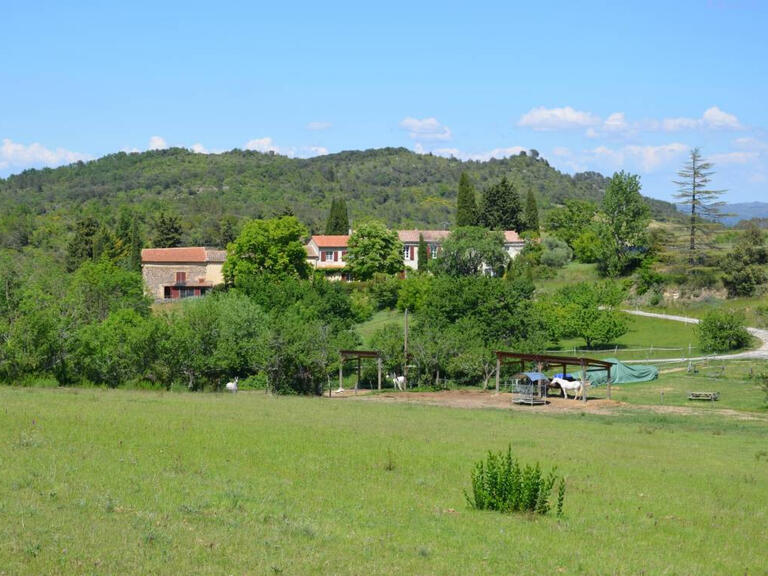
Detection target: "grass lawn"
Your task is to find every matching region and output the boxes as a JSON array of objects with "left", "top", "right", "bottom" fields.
[
  {"left": 357, "top": 309, "right": 405, "bottom": 346},
  {"left": 2, "top": 387, "right": 768, "bottom": 574},
  {"left": 549, "top": 313, "right": 706, "bottom": 360},
  {"left": 603, "top": 359, "right": 768, "bottom": 413},
  {"left": 533, "top": 262, "right": 600, "bottom": 296}
]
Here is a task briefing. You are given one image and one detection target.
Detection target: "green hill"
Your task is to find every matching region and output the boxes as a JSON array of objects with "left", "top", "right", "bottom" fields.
[{"left": 0, "top": 147, "right": 680, "bottom": 249}]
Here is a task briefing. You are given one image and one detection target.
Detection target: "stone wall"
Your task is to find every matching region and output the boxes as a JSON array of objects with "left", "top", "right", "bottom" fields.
[{"left": 142, "top": 264, "right": 209, "bottom": 300}]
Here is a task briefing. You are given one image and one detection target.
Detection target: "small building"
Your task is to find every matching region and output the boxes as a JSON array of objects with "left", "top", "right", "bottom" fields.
[
  {"left": 305, "top": 235, "right": 349, "bottom": 280},
  {"left": 141, "top": 247, "right": 227, "bottom": 301},
  {"left": 398, "top": 230, "right": 451, "bottom": 270}
]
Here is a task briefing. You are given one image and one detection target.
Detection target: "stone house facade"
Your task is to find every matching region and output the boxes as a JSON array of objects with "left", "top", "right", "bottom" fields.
[{"left": 141, "top": 247, "right": 227, "bottom": 301}]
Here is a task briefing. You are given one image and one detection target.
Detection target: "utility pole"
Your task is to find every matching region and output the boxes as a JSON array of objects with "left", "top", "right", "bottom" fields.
[{"left": 403, "top": 308, "right": 409, "bottom": 390}]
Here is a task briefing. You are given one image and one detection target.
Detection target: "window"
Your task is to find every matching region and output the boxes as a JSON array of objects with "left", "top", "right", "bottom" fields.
[{"left": 175, "top": 271, "right": 186, "bottom": 284}]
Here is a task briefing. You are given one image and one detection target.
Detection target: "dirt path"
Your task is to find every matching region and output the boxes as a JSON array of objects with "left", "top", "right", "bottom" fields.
[
  {"left": 622, "top": 309, "right": 768, "bottom": 361},
  {"left": 333, "top": 388, "right": 768, "bottom": 422}
]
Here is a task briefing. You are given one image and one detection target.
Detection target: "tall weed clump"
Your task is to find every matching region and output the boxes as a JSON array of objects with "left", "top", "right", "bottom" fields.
[{"left": 465, "top": 446, "right": 565, "bottom": 516}]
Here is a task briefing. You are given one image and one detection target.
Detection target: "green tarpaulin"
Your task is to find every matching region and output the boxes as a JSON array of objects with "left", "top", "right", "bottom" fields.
[{"left": 576, "top": 357, "right": 658, "bottom": 386}]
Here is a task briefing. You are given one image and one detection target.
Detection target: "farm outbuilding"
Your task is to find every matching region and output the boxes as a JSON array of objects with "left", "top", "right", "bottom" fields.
[{"left": 495, "top": 351, "right": 615, "bottom": 403}]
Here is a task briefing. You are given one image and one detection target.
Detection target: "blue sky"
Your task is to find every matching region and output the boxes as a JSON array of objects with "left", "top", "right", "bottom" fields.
[{"left": 1, "top": 0, "right": 767, "bottom": 202}]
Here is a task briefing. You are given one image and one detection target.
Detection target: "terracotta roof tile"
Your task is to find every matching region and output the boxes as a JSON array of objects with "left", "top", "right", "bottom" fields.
[
  {"left": 311, "top": 235, "right": 349, "bottom": 248},
  {"left": 397, "top": 230, "right": 452, "bottom": 243},
  {"left": 141, "top": 247, "right": 226, "bottom": 263}
]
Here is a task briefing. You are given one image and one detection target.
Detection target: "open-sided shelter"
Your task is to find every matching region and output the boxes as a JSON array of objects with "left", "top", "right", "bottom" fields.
[{"left": 495, "top": 351, "right": 615, "bottom": 403}]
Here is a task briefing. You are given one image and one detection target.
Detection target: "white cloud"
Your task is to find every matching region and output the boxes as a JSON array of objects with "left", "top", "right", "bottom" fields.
[
  {"left": 733, "top": 137, "right": 768, "bottom": 152},
  {"left": 702, "top": 106, "right": 742, "bottom": 130},
  {"left": 709, "top": 151, "right": 759, "bottom": 165},
  {"left": 431, "top": 147, "right": 462, "bottom": 158},
  {"left": 518, "top": 106, "right": 600, "bottom": 131},
  {"left": 148, "top": 136, "right": 168, "bottom": 150},
  {"left": 306, "top": 121, "right": 332, "bottom": 131},
  {"left": 423, "top": 145, "right": 526, "bottom": 161},
  {"left": 602, "top": 112, "right": 629, "bottom": 133},
  {"left": 399, "top": 117, "right": 452, "bottom": 141},
  {"left": 0, "top": 138, "right": 92, "bottom": 171},
  {"left": 552, "top": 146, "right": 571, "bottom": 157},
  {"left": 190, "top": 143, "right": 208, "bottom": 154},
  {"left": 590, "top": 142, "right": 688, "bottom": 172},
  {"left": 302, "top": 146, "right": 328, "bottom": 156},
  {"left": 244, "top": 137, "right": 285, "bottom": 154},
  {"left": 663, "top": 107, "right": 743, "bottom": 132}
]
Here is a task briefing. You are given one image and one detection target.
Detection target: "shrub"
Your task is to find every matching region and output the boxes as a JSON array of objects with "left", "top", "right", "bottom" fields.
[
  {"left": 368, "top": 275, "right": 400, "bottom": 310},
  {"left": 571, "top": 229, "right": 600, "bottom": 263},
  {"left": 540, "top": 237, "right": 572, "bottom": 269},
  {"left": 349, "top": 290, "right": 375, "bottom": 323},
  {"left": 465, "top": 446, "right": 565, "bottom": 516},
  {"left": 697, "top": 310, "right": 752, "bottom": 353}
]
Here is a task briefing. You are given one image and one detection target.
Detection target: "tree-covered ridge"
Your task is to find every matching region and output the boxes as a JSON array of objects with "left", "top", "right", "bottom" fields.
[{"left": 0, "top": 147, "right": 680, "bottom": 250}]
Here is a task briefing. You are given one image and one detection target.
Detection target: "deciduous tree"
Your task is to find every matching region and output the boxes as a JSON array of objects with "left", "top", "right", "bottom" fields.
[{"left": 346, "top": 221, "right": 403, "bottom": 280}]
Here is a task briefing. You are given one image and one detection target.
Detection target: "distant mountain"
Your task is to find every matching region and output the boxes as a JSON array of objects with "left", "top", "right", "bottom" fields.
[
  {"left": 719, "top": 202, "right": 768, "bottom": 227},
  {"left": 0, "top": 147, "right": 682, "bottom": 250}
]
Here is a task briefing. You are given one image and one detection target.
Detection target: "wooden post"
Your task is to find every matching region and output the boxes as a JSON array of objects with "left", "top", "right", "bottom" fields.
[
  {"left": 580, "top": 359, "right": 587, "bottom": 404},
  {"left": 355, "top": 357, "right": 361, "bottom": 395},
  {"left": 607, "top": 363, "right": 612, "bottom": 400},
  {"left": 495, "top": 356, "right": 501, "bottom": 394},
  {"left": 337, "top": 357, "right": 343, "bottom": 394},
  {"left": 403, "top": 308, "right": 409, "bottom": 390},
  {"left": 377, "top": 356, "right": 382, "bottom": 391}
]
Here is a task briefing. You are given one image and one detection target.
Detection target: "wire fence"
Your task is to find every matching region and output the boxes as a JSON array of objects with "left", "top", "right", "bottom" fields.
[{"left": 546, "top": 344, "right": 701, "bottom": 361}]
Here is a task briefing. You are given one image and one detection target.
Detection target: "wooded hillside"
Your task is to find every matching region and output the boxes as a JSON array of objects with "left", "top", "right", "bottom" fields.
[{"left": 0, "top": 147, "right": 680, "bottom": 250}]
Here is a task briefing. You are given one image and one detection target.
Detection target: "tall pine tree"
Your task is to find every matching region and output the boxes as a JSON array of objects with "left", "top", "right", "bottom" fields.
[
  {"left": 479, "top": 177, "right": 523, "bottom": 231},
  {"left": 325, "top": 198, "right": 350, "bottom": 234},
  {"left": 523, "top": 189, "right": 539, "bottom": 233},
  {"left": 456, "top": 172, "right": 477, "bottom": 226},
  {"left": 673, "top": 148, "right": 725, "bottom": 266}
]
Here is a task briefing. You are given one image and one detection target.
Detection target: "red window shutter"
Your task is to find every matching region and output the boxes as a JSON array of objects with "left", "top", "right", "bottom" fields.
[
  {"left": 410, "top": 246, "right": 415, "bottom": 260},
  {"left": 175, "top": 271, "right": 186, "bottom": 284},
  {"left": 321, "top": 251, "right": 326, "bottom": 262},
  {"left": 334, "top": 250, "right": 338, "bottom": 262}
]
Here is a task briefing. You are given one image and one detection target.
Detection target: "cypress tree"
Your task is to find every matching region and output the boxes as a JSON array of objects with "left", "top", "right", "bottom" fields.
[
  {"left": 524, "top": 189, "right": 540, "bottom": 233},
  {"left": 456, "top": 172, "right": 477, "bottom": 226},
  {"left": 479, "top": 177, "right": 523, "bottom": 231},
  {"left": 66, "top": 216, "right": 100, "bottom": 271},
  {"left": 154, "top": 212, "right": 183, "bottom": 248},
  {"left": 325, "top": 198, "right": 350, "bottom": 234},
  {"left": 417, "top": 233, "right": 429, "bottom": 272},
  {"left": 128, "top": 217, "right": 144, "bottom": 272}
]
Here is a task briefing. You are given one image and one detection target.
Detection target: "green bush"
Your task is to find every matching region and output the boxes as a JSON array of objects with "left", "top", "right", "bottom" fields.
[
  {"left": 697, "top": 310, "right": 752, "bottom": 353},
  {"left": 540, "top": 237, "right": 572, "bottom": 269},
  {"left": 465, "top": 446, "right": 565, "bottom": 516}
]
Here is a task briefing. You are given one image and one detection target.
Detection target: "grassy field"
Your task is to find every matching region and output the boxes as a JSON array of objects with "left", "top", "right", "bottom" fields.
[
  {"left": 637, "top": 294, "right": 768, "bottom": 328},
  {"left": 3, "top": 386, "right": 768, "bottom": 574}
]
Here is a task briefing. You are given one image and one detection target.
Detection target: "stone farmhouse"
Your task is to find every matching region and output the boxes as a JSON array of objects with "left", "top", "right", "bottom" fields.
[
  {"left": 141, "top": 230, "right": 526, "bottom": 299},
  {"left": 305, "top": 229, "right": 525, "bottom": 278},
  {"left": 141, "top": 247, "right": 227, "bottom": 300}
]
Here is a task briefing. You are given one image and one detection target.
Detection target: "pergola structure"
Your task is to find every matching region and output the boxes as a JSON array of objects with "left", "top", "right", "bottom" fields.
[
  {"left": 495, "top": 351, "right": 615, "bottom": 403},
  {"left": 336, "top": 349, "right": 383, "bottom": 396}
]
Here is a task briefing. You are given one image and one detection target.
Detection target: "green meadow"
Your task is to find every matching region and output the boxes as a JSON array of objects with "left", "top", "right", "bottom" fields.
[{"left": 2, "top": 386, "right": 768, "bottom": 575}]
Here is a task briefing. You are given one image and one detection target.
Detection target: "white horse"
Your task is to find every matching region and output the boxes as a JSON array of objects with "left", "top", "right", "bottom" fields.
[
  {"left": 388, "top": 373, "right": 406, "bottom": 391},
  {"left": 225, "top": 377, "right": 239, "bottom": 393},
  {"left": 551, "top": 377, "right": 584, "bottom": 400}
]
